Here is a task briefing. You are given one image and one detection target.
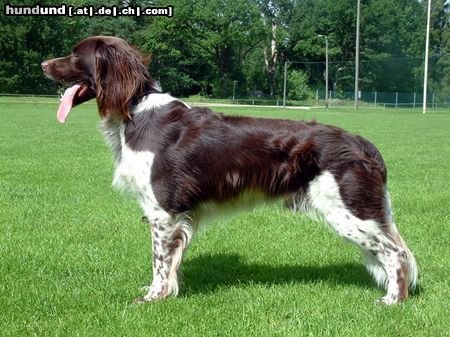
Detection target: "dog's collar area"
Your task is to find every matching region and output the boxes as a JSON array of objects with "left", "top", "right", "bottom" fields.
[{"left": 130, "top": 85, "right": 163, "bottom": 110}]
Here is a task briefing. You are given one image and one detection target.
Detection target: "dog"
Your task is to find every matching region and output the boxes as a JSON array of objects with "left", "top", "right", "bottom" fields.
[{"left": 42, "top": 36, "right": 417, "bottom": 305}]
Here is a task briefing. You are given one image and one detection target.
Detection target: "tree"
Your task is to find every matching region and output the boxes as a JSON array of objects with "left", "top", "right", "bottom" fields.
[
  {"left": 0, "top": 0, "right": 442, "bottom": 99},
  {"left": 0, "top": 0, "right": 143, "bottom": 94},
  {"left": 142, "top": 0, "right": 266, "bottom": 97},
  {"left": 0, "top": 0, "right": 84, "bottom": 93},
  {"left": 361, "top": 0, "right": 425, "bottom": 92},
  {"left": 429, "top": 0, "right": 450, "bottom": 98},
  {"left": 190, "top": 0, "right": 266, "bottom": 97},
  {"left": 257, "top": 0, "right": 293, "bottom": 97},
  {"left": 285, "top": 0, "right": 429, "bottom": 93},
  {"left": 287, "top": 0, "right": 355, "bottom": 92}
]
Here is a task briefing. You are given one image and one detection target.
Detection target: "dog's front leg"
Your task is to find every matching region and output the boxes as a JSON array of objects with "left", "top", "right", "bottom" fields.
[{"left": 135, "top": 210, "right": 194, "bottom": 303}]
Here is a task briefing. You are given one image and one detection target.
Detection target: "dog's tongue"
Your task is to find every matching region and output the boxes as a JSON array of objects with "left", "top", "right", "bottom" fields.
[{"left": 57, "top": 84, "right": 81, "bottom": 123}]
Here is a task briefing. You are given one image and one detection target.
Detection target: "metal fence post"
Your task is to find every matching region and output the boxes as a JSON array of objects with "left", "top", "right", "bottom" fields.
[
  {"left": 413, "top": 92, "right": 416, "bottom": 108},
  {"left": 374, "top": 91, "right": 377, "bottom": 107},
  {"left": 283, "top": 61, "right": 287, "bottom": 108},
  {"left": 316, "top": 90, "right": 319, "bottom": 107},
  {"left": 395, "top": 92, "right": 398, "bottom": 108},
  {"left": 432, "top": 92, "right": 435, "bottom": 108}
]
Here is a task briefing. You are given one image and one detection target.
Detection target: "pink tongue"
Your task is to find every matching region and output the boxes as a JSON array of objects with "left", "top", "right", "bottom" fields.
[{"left": 57, "top": 84, "right": 81, "bottom": 123}]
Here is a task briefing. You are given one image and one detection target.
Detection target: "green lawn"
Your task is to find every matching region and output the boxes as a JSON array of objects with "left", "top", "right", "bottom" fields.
[{"left": 0, "top": 97, "right": 449, "bottom": 336}]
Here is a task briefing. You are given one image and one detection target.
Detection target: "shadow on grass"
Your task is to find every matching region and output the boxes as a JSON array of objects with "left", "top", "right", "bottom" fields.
[{"left": 182, "top": 253, "right": 376, "bottom": 296}]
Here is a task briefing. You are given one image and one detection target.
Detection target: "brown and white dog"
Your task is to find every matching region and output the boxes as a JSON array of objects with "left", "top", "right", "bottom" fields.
[{"left": 42, "top": 36, "right": 417, "bottom": 304}]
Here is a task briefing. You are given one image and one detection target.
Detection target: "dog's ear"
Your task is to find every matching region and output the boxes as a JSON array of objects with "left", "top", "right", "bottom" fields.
[
  {"left": 94, "top": 40, "right": 149, "bottom": 120},
  {"left": 142, "top": 52, "right": 152, "bottom": 67}
]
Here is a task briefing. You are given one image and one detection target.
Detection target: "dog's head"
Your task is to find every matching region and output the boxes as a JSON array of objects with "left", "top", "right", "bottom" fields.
[{"left": 42, "top": 36, "right": 153, "bottom": 122}]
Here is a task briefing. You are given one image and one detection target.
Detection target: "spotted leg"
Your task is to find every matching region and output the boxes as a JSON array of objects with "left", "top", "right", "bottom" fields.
[
  {"left": 320, "top": 211, "right": 412, "bottom": 304},
  {"left": 304, "top": 171, "right": 417, "bottom": 305},
  {"left": 135, "top": 208, "right": 194, "bottom": 303}
]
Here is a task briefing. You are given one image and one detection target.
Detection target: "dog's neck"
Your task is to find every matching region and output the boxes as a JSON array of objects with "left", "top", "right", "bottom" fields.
[
  {"left": 129, "top": 79, "right": 163, "bottom": 108},
  {"left": 100, "top": 90, "right": 190, "bottom": 164},
  {"left": 132, "top": 92, "right": 188, "bottom": 116}
]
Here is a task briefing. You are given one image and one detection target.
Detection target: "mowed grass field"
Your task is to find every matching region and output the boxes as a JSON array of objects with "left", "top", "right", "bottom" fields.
[{"left": 0, "top": 96, "right": 449, "bottom": 336}]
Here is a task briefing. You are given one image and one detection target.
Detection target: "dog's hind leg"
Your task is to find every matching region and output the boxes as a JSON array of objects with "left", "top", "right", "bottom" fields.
[
  {"left": 305, "top": 171, "right": 417, "bottom": 304},
  {"left": 135, "top": 208, "right": 195, "bottom": 303},
  {"left": 357, "top": 228, "right": 417, "bottom": 304},
  {"left": 362, "top": 191, "right": 418, "bottom": 304}
]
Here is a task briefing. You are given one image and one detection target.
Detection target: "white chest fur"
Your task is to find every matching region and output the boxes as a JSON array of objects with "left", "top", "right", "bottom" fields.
[
  {"left": 101, "top": 119, "right": 158, "bottom": 213},
  {"left": 99, "top": 93, "right": 185, "bottom": 212},
  {"left": 100, "top": 92, "right": 188, "bottom": 197}
]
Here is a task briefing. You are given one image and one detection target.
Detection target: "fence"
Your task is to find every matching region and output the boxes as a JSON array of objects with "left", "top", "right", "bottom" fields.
[
  {"left": 1, "top": 92, "right": 449, "bottom": 109},
  {"left": 189, "top": 91, "right": 450, "bottom": 108},
  {"left": 282, "top": 56, "right": 450, "bottom": 109},
  {"left": 315, "top": 90, "right": 450, "bottom": 108}
]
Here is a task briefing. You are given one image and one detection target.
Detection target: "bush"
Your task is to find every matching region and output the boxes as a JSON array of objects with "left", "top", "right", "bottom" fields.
[{"left": 288, "top": 70, "right": 310, "bottom": 101}]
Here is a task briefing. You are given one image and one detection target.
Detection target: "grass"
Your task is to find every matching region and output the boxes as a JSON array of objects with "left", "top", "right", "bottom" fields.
[{"left": 0, "top": 97, "right": 449, "bottom": 336}]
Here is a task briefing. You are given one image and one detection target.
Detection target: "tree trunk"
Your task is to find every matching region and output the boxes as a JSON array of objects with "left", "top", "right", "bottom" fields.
[{"left": 264, "top": 22, "right": 277, "bottom": 97}]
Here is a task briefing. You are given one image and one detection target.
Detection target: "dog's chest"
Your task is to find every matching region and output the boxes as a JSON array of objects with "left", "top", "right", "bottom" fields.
[
  {"left": 113, "top": 144, "right": 154, "bottom": 196},
  {"left": 101, "top": 119, "right": 156, "bottom": 205}
]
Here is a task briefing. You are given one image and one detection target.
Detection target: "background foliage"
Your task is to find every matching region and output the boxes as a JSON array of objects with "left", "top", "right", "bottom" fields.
[{"left": 0, "top": 0, "right": 449, "bottom": 98}]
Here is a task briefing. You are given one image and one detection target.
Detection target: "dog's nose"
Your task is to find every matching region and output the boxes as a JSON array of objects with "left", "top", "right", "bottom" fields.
[{"left": 41, "top": 61, "right": 49, "bottom": 71}]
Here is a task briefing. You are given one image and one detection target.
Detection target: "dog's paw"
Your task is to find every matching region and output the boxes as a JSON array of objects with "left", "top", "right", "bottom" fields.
[
  {"left": 134, "top": 284, "right": 167, "bottom": 303},
  {"left": 133, "top": 291, "right": 165, "bottom": 303},
  {"left": 139, "top": 285, "right": 151, "bottom": 292},
  {"left": 375, "top": 294, "right": 400, "bottom": 305},
  {"left": 133, "top": 296, "right": 147, "bottom": 304},
  {"left": 133, "top": 295, "right": 157, "bottom": 304},
  {"left": 133, "top": 289, "right": 160, "bottom": 303}
]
